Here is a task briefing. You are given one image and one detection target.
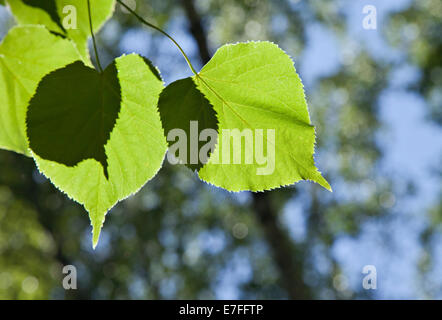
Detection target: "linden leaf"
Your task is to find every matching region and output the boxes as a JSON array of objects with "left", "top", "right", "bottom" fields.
[
  {"left": 29, "top": 54, "right": 167, "bottom": 247},
  {"left": 0, "top": 26, "right": 81, "bottom": 155},
  {"left": 158, "top": 77, "right": 218, "bottom": 171},
  {"left": 193, "top": 41, "right": 331, "bottom": 192},
  {"left": 6, "top": 0, "right": 115, "bottom": 62},
  {"left": 22, "top": 0, "right": 65, "bottom": 33},
  {"left": 27, "top": 61, "right": 122, "bottom": 179}
]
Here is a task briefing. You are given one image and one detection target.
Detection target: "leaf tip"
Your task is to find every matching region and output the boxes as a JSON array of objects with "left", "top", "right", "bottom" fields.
[
  {"left": 92, "top": 225, "right": 102, "bottom": 250},
  {"left": 316, "top": 174, "right": 332, "bottom": 192}
]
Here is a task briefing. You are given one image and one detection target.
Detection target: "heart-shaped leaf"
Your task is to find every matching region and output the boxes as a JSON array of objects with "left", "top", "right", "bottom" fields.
[
  {"left": 192, "top": 41, "right": 330, "bottom": 192},
  {"left": 0, "top": 25, "right": 81, "bottom": 155},
  {"left": 27, "top": 60, "right": 122, "bottom": 179},
  {"left": 6, "top": 0, "right": 115, "bottom": 62},
  {"left": 28, "top": 54, "right": 167, "bottom": 247}
]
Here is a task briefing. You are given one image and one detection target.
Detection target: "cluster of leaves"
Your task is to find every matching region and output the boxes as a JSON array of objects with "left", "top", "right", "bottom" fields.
[{"left": 0, "top": 0, "right": 329, "bottom": 246}]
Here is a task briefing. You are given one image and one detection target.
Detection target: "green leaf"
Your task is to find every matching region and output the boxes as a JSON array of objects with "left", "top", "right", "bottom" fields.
[
  {"left": 27, "top": 61, "right": 122, "bottom": 179},
  {"left": 0, "top": 0, "right": 5, "bottom": 6},
  {"left": 6, "top": 0, "right": 115, "bottom": 62},
  {"left": 0, "top": 25, "right": 81, "bottom": 156},
  {"left": 30, "top": 54, "right": 167, "bottom": 247},
  {"left": 158, "top": 77, "right": 218, "bottom": 171},
  {"left": 193, "top": 41, "right": 331, "bottom": 192},
  {"left": 22, "top": 0, "right": 65, "bottom": 32}
]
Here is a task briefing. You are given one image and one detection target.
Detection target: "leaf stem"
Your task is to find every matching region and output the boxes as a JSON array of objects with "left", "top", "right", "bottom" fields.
[
  {"left": 87, "top": 0, "right": 103, "bottom": 73},
  {"left": 116, "top": 0, "right": 198, "bottom": 76}
]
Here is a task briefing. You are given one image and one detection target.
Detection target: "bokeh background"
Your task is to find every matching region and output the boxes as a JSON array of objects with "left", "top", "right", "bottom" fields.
[{"left": 0, "top": 0, "right": 441, "bottom": 299}]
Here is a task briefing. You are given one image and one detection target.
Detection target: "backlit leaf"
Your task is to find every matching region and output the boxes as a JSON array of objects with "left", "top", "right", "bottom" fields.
[
  {"left": 30, "top": 54, "right": 167, "bottom": 247},
  {"left": 0, "top": 25, "right": 81, "bottom": 155},
  {"left": 22, "top": 0, "right": 65, "bottom": 32},
  {"left": 193, "top": 41, "right": 331, "bottom": 192},
  {"left": 6, "top": 0, "right": 115, "bottom": 62}
]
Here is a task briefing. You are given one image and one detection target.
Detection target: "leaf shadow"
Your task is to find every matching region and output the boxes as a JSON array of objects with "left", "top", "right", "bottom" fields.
[
  {"left": 158, "top": 77, "right": 219, "bottom": 172},
  {"left": 26, "top": 60, "right": 122, "bottom": 179},
  {"left": 23, "top": 0, "right": 67, "bottom": 34}
]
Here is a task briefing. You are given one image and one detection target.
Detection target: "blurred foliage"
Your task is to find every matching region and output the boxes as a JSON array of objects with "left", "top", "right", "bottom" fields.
[
  {"left": 387, "top": 0, "right": 442, "bottom": 123},
  {"left": 0, "top": 0, "right": 440, "bottom": 299}
]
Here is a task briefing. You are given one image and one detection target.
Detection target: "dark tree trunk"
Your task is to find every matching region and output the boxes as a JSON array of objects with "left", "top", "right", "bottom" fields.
[{"left": 181, "top": 0, "right": 212, "bottom": 64}]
